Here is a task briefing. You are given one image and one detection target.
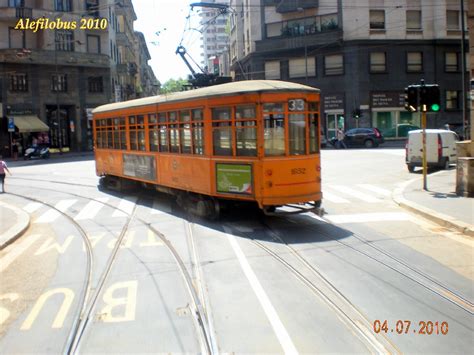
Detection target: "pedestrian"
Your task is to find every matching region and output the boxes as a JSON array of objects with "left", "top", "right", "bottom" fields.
[
  {"left": 0, "top": 155, "right": 12, "bottom": 193},
  {"left": 444, "top": 124, "right": 451, "bottom": 131},
  {"left": 12, "top": 139, "right": 18, "bottom": 161},
  {"left": 336, "top": 128, "right": 347, "bottom": 149}
]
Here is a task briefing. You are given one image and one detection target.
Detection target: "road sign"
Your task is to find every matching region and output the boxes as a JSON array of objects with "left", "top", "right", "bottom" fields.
[{"left": 7, "top": 117, "right": 15, "bottom": 132}]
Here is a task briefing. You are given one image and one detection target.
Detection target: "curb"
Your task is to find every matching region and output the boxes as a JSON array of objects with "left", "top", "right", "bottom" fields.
[
  {"left": 0, "top": 201, "right": 30, "bottom": 250},
  {"left": 392, "top": 175, "right": 474, "bottom": 237}
]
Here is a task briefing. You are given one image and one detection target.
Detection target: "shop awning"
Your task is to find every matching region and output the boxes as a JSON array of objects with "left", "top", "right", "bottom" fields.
[{"left": 12, "top": 115, "right": 49, "bottom": 133}]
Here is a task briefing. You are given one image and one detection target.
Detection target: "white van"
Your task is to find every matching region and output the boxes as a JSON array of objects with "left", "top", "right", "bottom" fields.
[{"left": 406, "top": 129, "right": 458, "bottom": 172}]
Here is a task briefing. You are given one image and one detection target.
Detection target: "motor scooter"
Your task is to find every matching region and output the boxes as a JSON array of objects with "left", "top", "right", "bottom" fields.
[{"left": 24, "top": 145, "right": 50, "bottom": 160}]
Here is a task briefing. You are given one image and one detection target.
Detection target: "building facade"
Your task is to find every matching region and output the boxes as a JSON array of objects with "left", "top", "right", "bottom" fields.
[
  {"left": 229, "top": 0, "right": 469, "bottom": 139},
  {"left": 0, "top": 0, "right": 156, "bottom": 155}
]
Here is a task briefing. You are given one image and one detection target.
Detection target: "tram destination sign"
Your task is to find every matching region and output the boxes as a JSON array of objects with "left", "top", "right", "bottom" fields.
[
  {"left": 123, "top": 154, "right": 156, "bottom": 181},
  {"left": 216, "top": 163, "right": 253, "bottom": 195}
]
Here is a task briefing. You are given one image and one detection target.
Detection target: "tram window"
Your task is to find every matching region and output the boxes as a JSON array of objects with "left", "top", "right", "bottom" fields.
[
  {"left": 137, "top": 115, "right": 145, "bottom": 126},
  {"left": 138, "top": 130, "right": 146, "bottom": 151},
  {"left": 212, "top": 107, "right": 231, "bottom": 120},
  {"left": 236, "top": 127, "right": 257, "bottom": 156},
  {"left": 193, "top": 122, "right": 204, "bottom": 155},
  {"left": 149, "top": 126, "right": 159, "bottom": 151},
  {"left": 236, "top": 105, "right": 255, "bottom": 119},
  {"left": 309, "top": 102, "right": 319, "bottom": 111},
  {"left": 120, "top": 131, "right": 127, "bottom": 150},
  {"left": 107, "top": 131, "right": 113, "bottom": 149},
  {"left": 159, "top": 125, "right": 169, "bottom": 152},
  {"left": 170, "top": 126, "right": 179, "bottom": 153},
  {"left": 180, "top": 110, "right": 191, "bottom": 122},
  {"left": 263, "top": 103, "right": 284, "bottom": 113},
  {"left": 129, "top": 116, "right": 136, "bottom": 124},
  {"left": 309, "top": 113, "right": 319, "bottom": 153},
  {"left": 264, "top": 113, "right": 285, "bottom": 156},
  {"left": 96, "top": 130, "right": 102, "bottom": 148},
  {"left": 169, "top": 112, "right": 177, "bottom": 122},
  {"left": 149, "top": 114, "right": 157, "bottom": 124},
  {"left": 158, "top": 112, "right": 167, "bottom": 123},
  {"left": 192, "top": 108, "right": 203, "bottom": 121},
  {"left": 130, "top": 131, "right": 137, "bottom": 150},
  {"left": 180, "top": 124, "right": 192, "bottom": 154},
  {"left": 113, "top": 131, "right": 120, "bottom": 149},
  {"left": 289, "top": 113, "right": 306, "bottom": 155},
  {"left": 213, "top": 127, "right": 233, "bottom": 156}
]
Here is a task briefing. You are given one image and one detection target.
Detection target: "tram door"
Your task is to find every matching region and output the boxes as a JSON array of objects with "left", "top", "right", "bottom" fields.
[{"left": 326, "top": 113, "right": 345, "bottom": 139}]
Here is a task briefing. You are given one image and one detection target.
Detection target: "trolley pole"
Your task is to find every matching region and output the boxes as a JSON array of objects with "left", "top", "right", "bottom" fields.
[{"left": 422, "top": 106, "right": 428, "bottom": 190}]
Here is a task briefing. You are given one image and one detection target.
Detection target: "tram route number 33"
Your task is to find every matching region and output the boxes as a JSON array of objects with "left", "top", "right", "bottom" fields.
[{"left": 373, "top": 319, "right": 449, "bottom": 335}]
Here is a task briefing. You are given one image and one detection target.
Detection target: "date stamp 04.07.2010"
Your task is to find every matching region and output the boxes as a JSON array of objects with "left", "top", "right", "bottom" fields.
[
  {"left": 14, "top": 17, "right": 108, "bottom": 32},
  {"left": 373, "top": 320, "right": 449, "bottom": 335}
]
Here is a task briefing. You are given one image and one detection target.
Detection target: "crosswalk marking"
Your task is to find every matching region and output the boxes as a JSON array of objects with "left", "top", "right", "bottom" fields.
[
  {"left": 34, "top": 200, "right": 78, "bottom": 224},
  {"left": 55, "top": 199, "right": 77, "bottom": 212},
  {"left": 357, "top": 184, "right": 391, "bottom": 197},
  {"left": 112, "top": 196, "right": 137, "bottom": 217},
  {"left": 74, "top": 199, "right": 107, "bottom": 221},
  {"left": 23, "top": 203, "right": 42, "bottom": 213},
  {"left": 324, "top": 212, "right": 411, "bottom": 224},
  {"left": 327, "top": 185, "right": 382, "bottom": 203},
  {"left": 322, "top": 191, "right": 350, "bottom": 204}
]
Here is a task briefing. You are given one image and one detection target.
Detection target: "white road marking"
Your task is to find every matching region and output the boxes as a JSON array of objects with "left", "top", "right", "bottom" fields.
[
  {"left": 325, "top": 212, "right": 412, "bottom": 224},
  {"left": 34, "top": 200, "right": 77, "bottom": 224},
  {"left": 23, "top": 203, "right": 42, "bottom": 213},
  {"left": 328, "top": 185, "right": 382, "bottom": 203},
  {"left": 112, "top": 196, "right": 137, "bottom": 217},
  {"left": 74, "top": 198, "right": 108, "bottom": 220},
  {"left": 227, "top": 233, "right": 298, "bottom": 355},
  {"left": 55, "top": 199, "right": 77, "bottom": 212},
  {"left": 322, "top": 191, "right": 350, "bottom": 204},
  {"left": 0, "top": 234, "right": 42, "bottom": 272},
  {"left": 357, "top": 184, "right": 391, "bottom": 197}
]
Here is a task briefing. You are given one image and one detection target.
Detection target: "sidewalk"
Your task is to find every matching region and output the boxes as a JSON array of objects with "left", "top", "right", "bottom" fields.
[
  {"left": 393, "top": 168, "right": 474, "bottom": 237},
  {"left": 0, "top": 200, "right": 30, "bottom": 250}
]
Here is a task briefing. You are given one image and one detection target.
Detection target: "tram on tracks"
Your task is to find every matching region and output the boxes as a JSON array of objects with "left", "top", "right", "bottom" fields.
[{"left": 92, "top": 80, "right": 322, "bottom": 218}]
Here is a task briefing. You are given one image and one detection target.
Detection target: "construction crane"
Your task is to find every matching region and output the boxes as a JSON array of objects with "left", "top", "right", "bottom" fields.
[{"left": 176, "top": 45, "right": 232, "bottom": 89}]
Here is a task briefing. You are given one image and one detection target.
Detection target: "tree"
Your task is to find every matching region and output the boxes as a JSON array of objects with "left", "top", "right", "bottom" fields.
[{"left": 160, "top": 78, "right": 189, "bottom": 94}]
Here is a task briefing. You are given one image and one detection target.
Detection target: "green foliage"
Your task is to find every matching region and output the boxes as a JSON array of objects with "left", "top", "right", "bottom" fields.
[{"left": 160, "top": 78, "right": 189, "bottom": 94}]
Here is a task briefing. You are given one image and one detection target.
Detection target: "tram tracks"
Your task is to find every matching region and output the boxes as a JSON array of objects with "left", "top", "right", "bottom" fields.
[{"left": 6, "top": 185, "right": 215, "bottom": 355}]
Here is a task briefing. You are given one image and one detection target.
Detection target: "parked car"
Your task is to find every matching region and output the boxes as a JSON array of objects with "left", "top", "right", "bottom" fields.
[
  {"left": 406, "top": 129, "right": 458, "bottom": 172},
  {"left": 384, "top": 124, "right": 420, "bottom": 138},
  {"left": 343, "top": 128, "right": 384, "bottom": 148}
]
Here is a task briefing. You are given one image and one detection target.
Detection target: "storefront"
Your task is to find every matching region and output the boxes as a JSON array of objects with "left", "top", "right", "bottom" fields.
[
  {"left": 9, "top": 115, "right": 50, "bottom": 155},
  {"left": 370, "top": 91, "right": 421, "bottom": 138},
  {"left": 323, "top": 93, "right": 345, "bottom": 139}
]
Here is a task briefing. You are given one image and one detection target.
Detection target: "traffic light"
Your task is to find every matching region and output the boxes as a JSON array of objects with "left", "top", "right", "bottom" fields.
[
  {"left": 419, "top": 84, "right": 440, "bottom": 112},
  {"left": 353, "top": 109, "right": 362, "bottom": 119},
  {"left": 404, "top": 85, "right": 418, "bottom": 112}
]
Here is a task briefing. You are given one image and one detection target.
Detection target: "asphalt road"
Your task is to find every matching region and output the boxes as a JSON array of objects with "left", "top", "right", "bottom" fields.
[{"left": 0, "top": 149, "right": 472, "bottom": 354}]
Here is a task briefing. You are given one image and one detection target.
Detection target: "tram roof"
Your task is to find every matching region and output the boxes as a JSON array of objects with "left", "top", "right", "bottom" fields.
[{"left": 92, "top": 80, "right": 320, "bottom": 114}]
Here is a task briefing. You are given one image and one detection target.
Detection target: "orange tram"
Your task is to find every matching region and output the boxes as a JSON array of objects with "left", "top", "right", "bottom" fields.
[{"left": 93, "top": 80, "right": 322, "bottom": 218}]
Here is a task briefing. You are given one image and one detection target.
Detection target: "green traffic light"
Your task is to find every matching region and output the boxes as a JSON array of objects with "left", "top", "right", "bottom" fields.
[{"left": 431, "top": 103, "right": 440, "bottom": 112}]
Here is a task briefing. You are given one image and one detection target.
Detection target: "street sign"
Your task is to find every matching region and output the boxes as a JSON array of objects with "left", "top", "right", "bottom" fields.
[{"left": 7, "top": 117, "right": 15, "bottom": 132}]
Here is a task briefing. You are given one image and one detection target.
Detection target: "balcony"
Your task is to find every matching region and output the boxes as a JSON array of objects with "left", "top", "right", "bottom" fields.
[
  {"left": 265, "top": 13, "right": 339, "bottom": 39},
  {"left": 116, "top": 32, "right": 132, "bottom": 48},
  {"left": 0, "top": 6, "right": 32, "bottom": 20},
  {"left": 276, "top": 0, "right": 319, "bottom": 13},
  {"left": 0, "top": 49, "right": 110, "bottom": 68}
]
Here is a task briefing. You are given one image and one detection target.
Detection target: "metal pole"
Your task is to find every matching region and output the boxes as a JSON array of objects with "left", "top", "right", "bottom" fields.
[
  {"left": 460, "top": 0, "right": 467, "bottom": 139},
  {"left": 422, "top": 108, "right": 428, "bottom": 190},
  {"left": 55, "top": 40, "right": 62, "bottom": 154}
]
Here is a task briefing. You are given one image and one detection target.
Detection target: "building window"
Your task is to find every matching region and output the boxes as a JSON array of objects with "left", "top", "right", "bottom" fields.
[
  {"left": 87, "top": 35, "right": 100, "bottom": 53},
  {"left": 406, "top": 10, "right": 422, "bottom": 30},
  {"left": 51, "top": 74, "right": 67, "bottom": 92},
  {"left": 86, "top": 0, "right": 99, "bottom": 17},
  {"left": 55, "top": 0, "right": 72, "bottom": 11},
  {"left": 445, "top": 52, "right": 459, "bottom": 72},
  {"left": 370, "top": 52, "right": 386, "bottom": 72},
  {"left": 289, "top": 57, "right": 316, "bottom": 78},
  {"left": 8, "top": 0, "right": 24, "bottom": 7},
  {"left": 446, "top": 91, "right": 460, "bottom": 110},
  {"left": 370, "top": 10, "right": 385, "bottom": 30},
  {"left": 9, "top": 73, "right": 28, "bottom": 92},
  {"left": 407, "top": 52, "right": 423, "bottom": 72},
  {"left": 88, "top": 77, "right": 103, "bottom": 93},
  {"left": 55, "top": 30, "right": 74, "bottom": 51},
  {"left": 324, "top": 54, "right": 343, "bottom": 75},
  {"left": 265, "top": 61, "right": 280, "bottom": 79},
  {"left": 446, "top": 10, "right": 460, "bottom": 30}
]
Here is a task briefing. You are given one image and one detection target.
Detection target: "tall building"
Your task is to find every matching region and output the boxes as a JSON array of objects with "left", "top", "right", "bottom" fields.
[
  {"left": 229, "top": 0, "right": 469, "bottom": 139},
  {"left": 199, "top": 0, "right": 230, "bottom": 74},
  {"left": 0, "top": 0, "right": 156, "bottom": 154},
  {"left": 134, "top": 31, "right": 159, "bottom": 97}
]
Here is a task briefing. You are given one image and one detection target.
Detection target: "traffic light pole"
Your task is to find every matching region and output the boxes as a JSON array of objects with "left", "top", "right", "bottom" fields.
[{"left": 422, "top": 106, "right": 428, "bottom": 190}]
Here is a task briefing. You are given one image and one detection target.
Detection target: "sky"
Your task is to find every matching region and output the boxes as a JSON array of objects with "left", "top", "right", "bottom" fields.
[{"left": 132, "top": 0, "right": 204, "bottom": 84}]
